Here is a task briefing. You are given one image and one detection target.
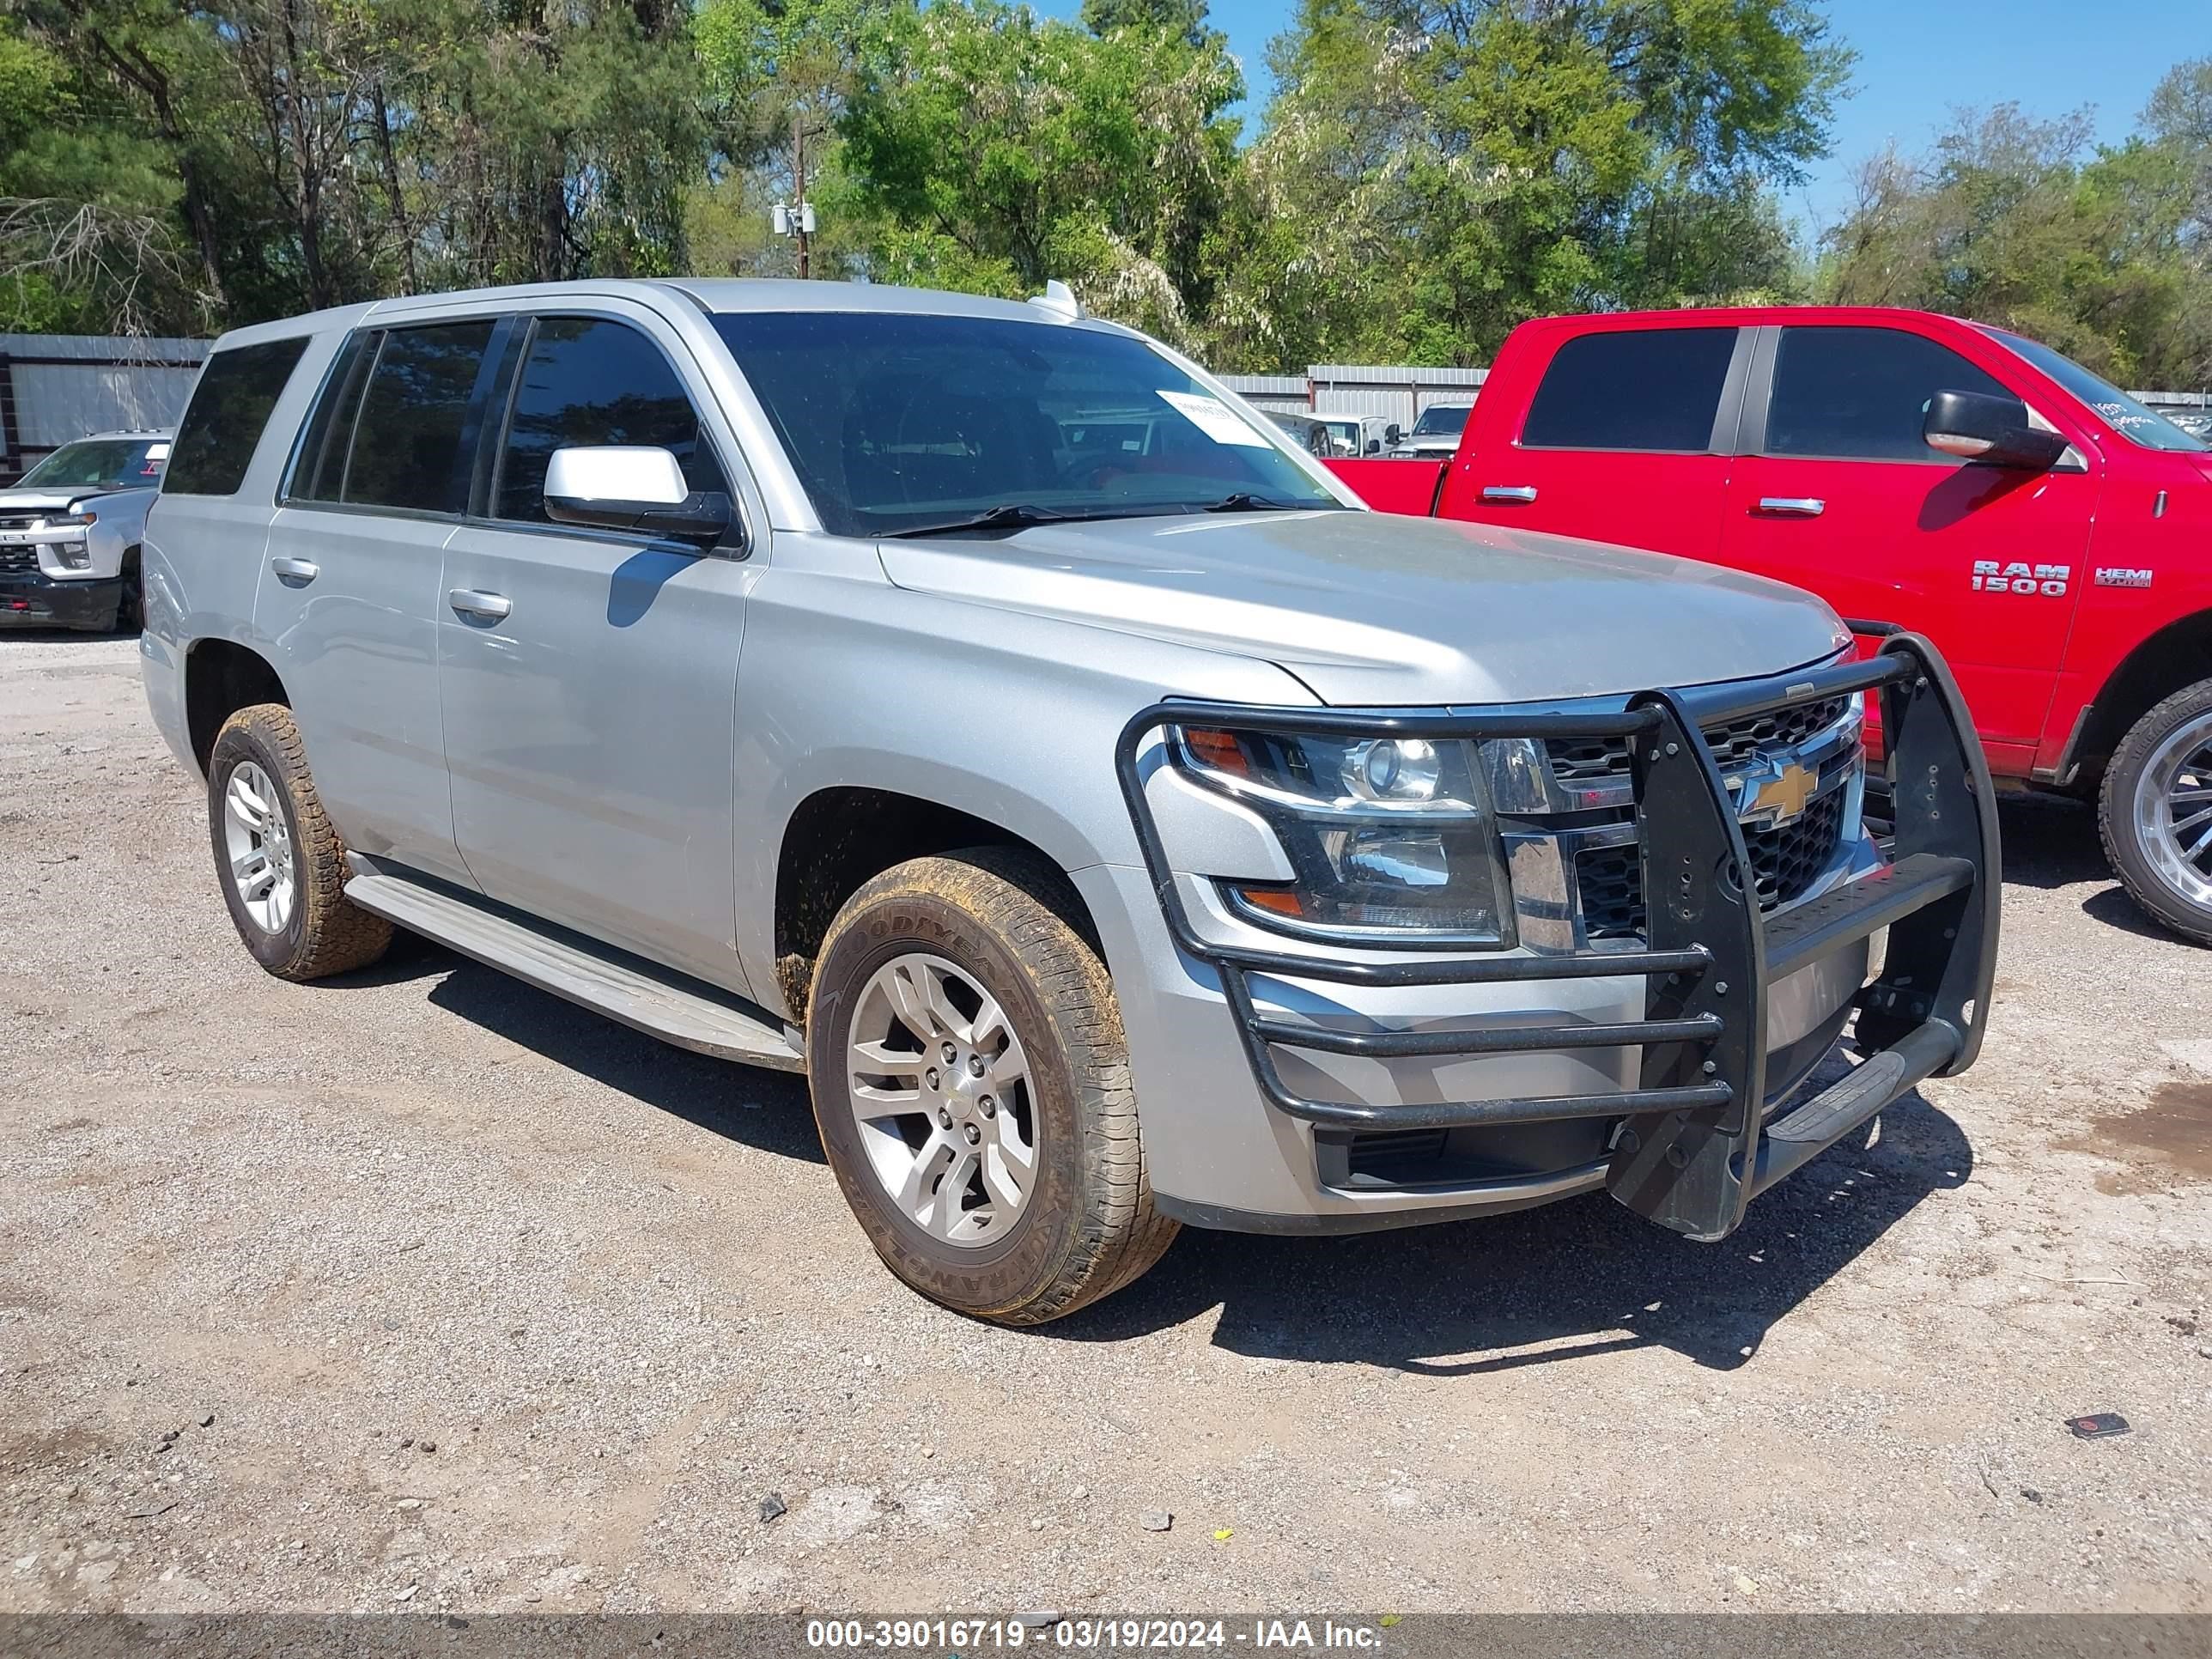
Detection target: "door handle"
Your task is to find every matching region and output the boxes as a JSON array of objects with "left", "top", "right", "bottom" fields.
[
  {"left": 270, "top": 556, "right": 320, "bottom": 584},
  {"left": 1753, "top": 496, "right": 1826, "bottom": 518},
  {"left": 1480, "top": 484, "right": 1540, "bottom": 504},
  {"left": 447, "top": 588, "right": 513, "bottom": 623}
]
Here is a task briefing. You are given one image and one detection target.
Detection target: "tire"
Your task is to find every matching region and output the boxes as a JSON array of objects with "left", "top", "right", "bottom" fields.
[
  {"left": 2099, "top": 678, "right": 2212, "bottom": 946},
  {"left": 207, "top": 702, "right": 394, "bottom": 980},
  {"left": 117, "top": 550, "right": 144, "bottom": 634},
  {"left": 805, "top": 848, "right": 1177, "bottom": 1325}
]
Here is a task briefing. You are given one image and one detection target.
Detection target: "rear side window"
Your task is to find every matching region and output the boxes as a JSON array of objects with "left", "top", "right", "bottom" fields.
[
  {"left": 1765, "top": 326, "right": 2012, "bottom": 462},
  {"left": 289, "top": 332, "right": 376, "bottom": 504},
  {"left": 165, "top": 337, "right": 309, "bottom": 495},
  {"left": 1522, "top": 328, "right": 1737, "bottom": 453},
  {"left": 342, "top": 322, "right": 496, "bottom": 514},
  {"left": 494, "top": 318, "right": 725, "bottom": 524}
]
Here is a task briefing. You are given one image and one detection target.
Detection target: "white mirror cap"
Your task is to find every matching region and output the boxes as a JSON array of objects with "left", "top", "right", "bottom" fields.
[
  {"left": 544, "top": 446, "right": 688, "bottom": 507},
  {"left": 1027, "top": 279, "right": 1083, "bottom": 322}
]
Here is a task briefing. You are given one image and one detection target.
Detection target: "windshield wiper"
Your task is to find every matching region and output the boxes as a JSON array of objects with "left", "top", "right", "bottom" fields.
[
  {"left": 885, "top": 504, "right": 1087, "bottom": 538},
  {"left": 1200, "top": 493, "right": 1335, "bottom": 514}
]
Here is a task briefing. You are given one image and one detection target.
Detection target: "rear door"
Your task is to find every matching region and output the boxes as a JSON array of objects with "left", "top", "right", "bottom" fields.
[
  {"left": 1720, "top": 324, "right": 2097, "bottom": 751},
  {"left": 1456, "top": 324, "right": 1746, "bottom": 562},
  {"left": 259, "top": 319, "right": 501, "bottom": 888},
  {"left": 436, "top": 306, "right": 761, "bottom": 992}
]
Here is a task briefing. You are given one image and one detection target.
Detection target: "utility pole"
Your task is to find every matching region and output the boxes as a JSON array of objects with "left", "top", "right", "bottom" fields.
[{"left": 793, "top": 114, "right": 811, "bottom": 280}]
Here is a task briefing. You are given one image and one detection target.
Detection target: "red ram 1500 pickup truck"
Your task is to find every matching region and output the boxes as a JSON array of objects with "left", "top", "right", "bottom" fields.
[{"left": 1327, "top": 306, "right": 2212, "bottom": 945}]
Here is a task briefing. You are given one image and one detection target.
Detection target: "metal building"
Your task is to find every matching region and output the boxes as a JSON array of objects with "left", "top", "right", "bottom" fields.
[{"left": 0, "top": 335, "right": 210, "bottom": 483}]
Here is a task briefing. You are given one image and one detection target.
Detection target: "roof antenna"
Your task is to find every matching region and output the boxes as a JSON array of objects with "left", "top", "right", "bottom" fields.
[{"left": 1028, "top": 280, "right": 1083, "bottom": 321}]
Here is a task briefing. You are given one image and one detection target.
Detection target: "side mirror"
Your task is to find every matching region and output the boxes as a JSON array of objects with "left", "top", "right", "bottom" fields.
[
  {"left": 1364, "top": 438, "right": 1382, "bottom": 455},
  {"left": 1923, "top": 390, "right": 2070, "bottom": 470},
  {"left": 1384, "top": 423, "right": 1403, "bottom": 446},
  {"left": 544, "top": 446, "right": 737, "bottom": 545}
]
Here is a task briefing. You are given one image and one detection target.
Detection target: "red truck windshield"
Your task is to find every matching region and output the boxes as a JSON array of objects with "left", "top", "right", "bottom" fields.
[{"left": 1978, "top": 326, "right": 2209, "bottom": 453}]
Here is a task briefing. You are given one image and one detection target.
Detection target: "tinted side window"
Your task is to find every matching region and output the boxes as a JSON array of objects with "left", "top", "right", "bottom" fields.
[
  {"left": 1766, "top": 326, "right": 2011, "bottom": 461},
  {"left": 1522, "top": 328, "right": 1737, "bottom": 453},
  {"left": 495, "top": 318, "right": 726, "bottom": 524},
  {"left": 165, "top": 337, "right": 310, "bottom": 495},
  {"left": 343, "top": 321, "right": 495, "bottom": 514},
  {"left": 289, "top": 332, "right": 376, "bottom": 503}
]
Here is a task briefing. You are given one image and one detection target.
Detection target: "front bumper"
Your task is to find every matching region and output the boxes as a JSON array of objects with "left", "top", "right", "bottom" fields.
[
  {"left": 0, "top": 568, "right": 123, "bottom": 629},
  {"left": 1115, "top": 632, "right": 2000, "bottom": 1243}
]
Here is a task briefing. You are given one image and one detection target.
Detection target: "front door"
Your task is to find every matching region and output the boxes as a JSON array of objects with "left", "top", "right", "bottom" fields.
[
  {"left": 437, "top": 310, "right": 760, "bottom": 992},
  {"left": 1720, "top": 324, "right": 2097, "bottom": 754}
]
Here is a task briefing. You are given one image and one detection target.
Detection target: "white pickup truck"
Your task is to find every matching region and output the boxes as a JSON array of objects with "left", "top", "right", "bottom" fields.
[{"left": 0, "top": 428, "right": 169, "bottom": 630}]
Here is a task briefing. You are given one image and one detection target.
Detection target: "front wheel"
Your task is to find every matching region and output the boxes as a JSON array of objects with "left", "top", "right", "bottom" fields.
[
  {"left": 805, "top": 849, "right": 1176, "bottom": 1325},
  {"left": 2099, "top": 678, "right": 2212, "bottom": 946}
]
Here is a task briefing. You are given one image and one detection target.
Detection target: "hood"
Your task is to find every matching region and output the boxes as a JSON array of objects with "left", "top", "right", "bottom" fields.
[
  {"left": 878, "top": 510, "right": 1850, "bottom": 707},
  {"left": 0, "top": 485, "right": 141, "bottom": 512}
]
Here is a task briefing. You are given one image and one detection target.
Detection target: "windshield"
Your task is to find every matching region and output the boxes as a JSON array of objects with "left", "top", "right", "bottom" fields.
[
  {"left": 1978, "top": 328, "right": 2209, "bottom": 453},
  {"left": 18, "top": 437, "right": 168, "bottom": 489},
  {"left": 1409, "top": 404, "right": 1471, "bottom": 437},
  {"left": 710, "top": 311, "right": 1343, "bottom": 537}
]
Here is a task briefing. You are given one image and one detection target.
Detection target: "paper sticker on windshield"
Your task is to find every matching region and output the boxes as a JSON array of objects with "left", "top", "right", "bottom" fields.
[
  {"left": 146, "top": 442, "right": 171, "bottom": 460},
  {"left": 1157, "top": 390, "right": 1269, "bottom": 447}
]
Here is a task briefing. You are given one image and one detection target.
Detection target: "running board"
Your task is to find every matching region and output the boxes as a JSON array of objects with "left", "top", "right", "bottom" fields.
[{"left": 343, "top": 869, "right": 805, "bottom": 1073}]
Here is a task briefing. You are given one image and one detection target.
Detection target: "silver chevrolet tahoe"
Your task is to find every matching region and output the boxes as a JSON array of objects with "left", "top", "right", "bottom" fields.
[
  {"left": 140, "top": 279, "right": 2001, "bottom": 1325},
  {"left": 0, "top": 429, "right": 169, "bottom": 629}
]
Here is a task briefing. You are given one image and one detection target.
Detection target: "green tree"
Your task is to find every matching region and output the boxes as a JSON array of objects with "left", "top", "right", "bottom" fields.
[
  {"left": 1820, "top": 86, "right": 2212, "bottom": 387},
  {"left": 837, "top": 0, "right": 1243, "bottom": 340},
  {"left": 1209, "top": 0, "right": 1844, "bottom": 369}
]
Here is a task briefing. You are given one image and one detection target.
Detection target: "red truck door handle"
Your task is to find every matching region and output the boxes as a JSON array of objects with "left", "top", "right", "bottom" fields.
[
  {"left": 1754, "top": 496, "right": 1826, "bottom": 518},
  {"left": 1480, "top": 485, "right": 1539, "bottom": 504}
]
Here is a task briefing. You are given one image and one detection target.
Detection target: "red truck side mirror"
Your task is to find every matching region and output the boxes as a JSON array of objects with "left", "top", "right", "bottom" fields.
[{"left": 1923, "top": 388, "right": 2070, "bottom": 470}]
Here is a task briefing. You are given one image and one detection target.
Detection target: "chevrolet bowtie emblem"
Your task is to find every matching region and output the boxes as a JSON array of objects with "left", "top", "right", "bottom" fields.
[{"left": 1746, "top": 761, "right": 1818, "bottom": 826}]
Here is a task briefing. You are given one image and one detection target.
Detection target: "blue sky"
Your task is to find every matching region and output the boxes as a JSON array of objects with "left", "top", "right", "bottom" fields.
[{"left": 1033, "top": 0, "right": 2207, "bottom": 234}]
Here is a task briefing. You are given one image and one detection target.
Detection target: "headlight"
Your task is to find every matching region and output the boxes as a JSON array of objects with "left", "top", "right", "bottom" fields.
[
  {"left": 50, "top": 540, "right": 92, "bottom": 569},
  {"left": 1173, "top": 726, "right": 1512, "bottom": 945},
  {"left": 52, "top": 509, "right": 97, "bottom": 528}
]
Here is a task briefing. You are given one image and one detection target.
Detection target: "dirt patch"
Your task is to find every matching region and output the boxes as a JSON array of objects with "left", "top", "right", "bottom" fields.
[{"left": 2062, "top": 1081, "right": 2212, "bottom": 1194}]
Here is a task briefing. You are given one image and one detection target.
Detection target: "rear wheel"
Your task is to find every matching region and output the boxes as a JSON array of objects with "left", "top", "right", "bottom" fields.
[
  {"left": 2099, "top": 678, "right": 2212, "bottom": 946},
  {"left": 207, "top": 703, "right": 393, "bottom": 980},
  {"left": 805, "top": 848, "right": 1176, "bottom": 1325}
]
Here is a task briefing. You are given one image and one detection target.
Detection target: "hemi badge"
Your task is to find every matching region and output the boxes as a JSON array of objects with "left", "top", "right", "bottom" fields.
[{"left": 2094, "top": 568, "right": 2154, "bottom": 589}]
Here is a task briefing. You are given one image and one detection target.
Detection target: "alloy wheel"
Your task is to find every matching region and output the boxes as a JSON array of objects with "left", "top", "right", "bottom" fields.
[
  {"left": 222, "top": 760, "right": 296, "bottom": 933},
  {"left": 843, "top": 951, "right": 1037, "bottom": 1246},
  {"left": 2135, "top": 709, "right": 2212, "bottom": 914}
]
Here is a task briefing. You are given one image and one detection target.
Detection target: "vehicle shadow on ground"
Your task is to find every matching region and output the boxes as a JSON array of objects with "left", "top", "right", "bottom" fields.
[
  {"left": 337, "top": 930, "right": 824, "bottom": 1164},
  {"left": 1994, "top": 793, "right": 2107, "bottom": 890},
  {"left": 1053, "top": 1092, "right": 1973, "bottom": 1373},
  {"left": 326, "top": 916, "right": 1972, "bottom": 1371},
  {"left": 1988, "top": 794, "right": 2179, "bottom": 940}
]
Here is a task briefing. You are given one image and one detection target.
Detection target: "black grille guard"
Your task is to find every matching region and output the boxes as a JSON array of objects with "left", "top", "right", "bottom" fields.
[{"left": 1113, "top": 630, "right": 2001, "bottom": 1242}]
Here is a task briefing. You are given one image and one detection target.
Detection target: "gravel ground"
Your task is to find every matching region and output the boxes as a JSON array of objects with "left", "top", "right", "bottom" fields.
[{"left": 3, "top": 632, "right": 2209, "bottom": 1616}]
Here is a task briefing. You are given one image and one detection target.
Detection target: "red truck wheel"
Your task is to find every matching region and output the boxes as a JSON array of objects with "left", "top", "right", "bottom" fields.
[{"left": 2100, "top": 678, "right": 2212, "bottom": 947}]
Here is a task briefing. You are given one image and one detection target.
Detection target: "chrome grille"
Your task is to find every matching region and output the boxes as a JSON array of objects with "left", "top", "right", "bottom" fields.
[
  {"left": 1576, "top": 786, "right": 1850, "bottom": 940},
  {"left": 0, "top": 514, "right": 44, "bottom": 533},
  {"left": 1547, "top": 695, "right": 1853, "bottom": 783},
  {"left": 0, "top": 546, "right": 35, "bottom": 574}
]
